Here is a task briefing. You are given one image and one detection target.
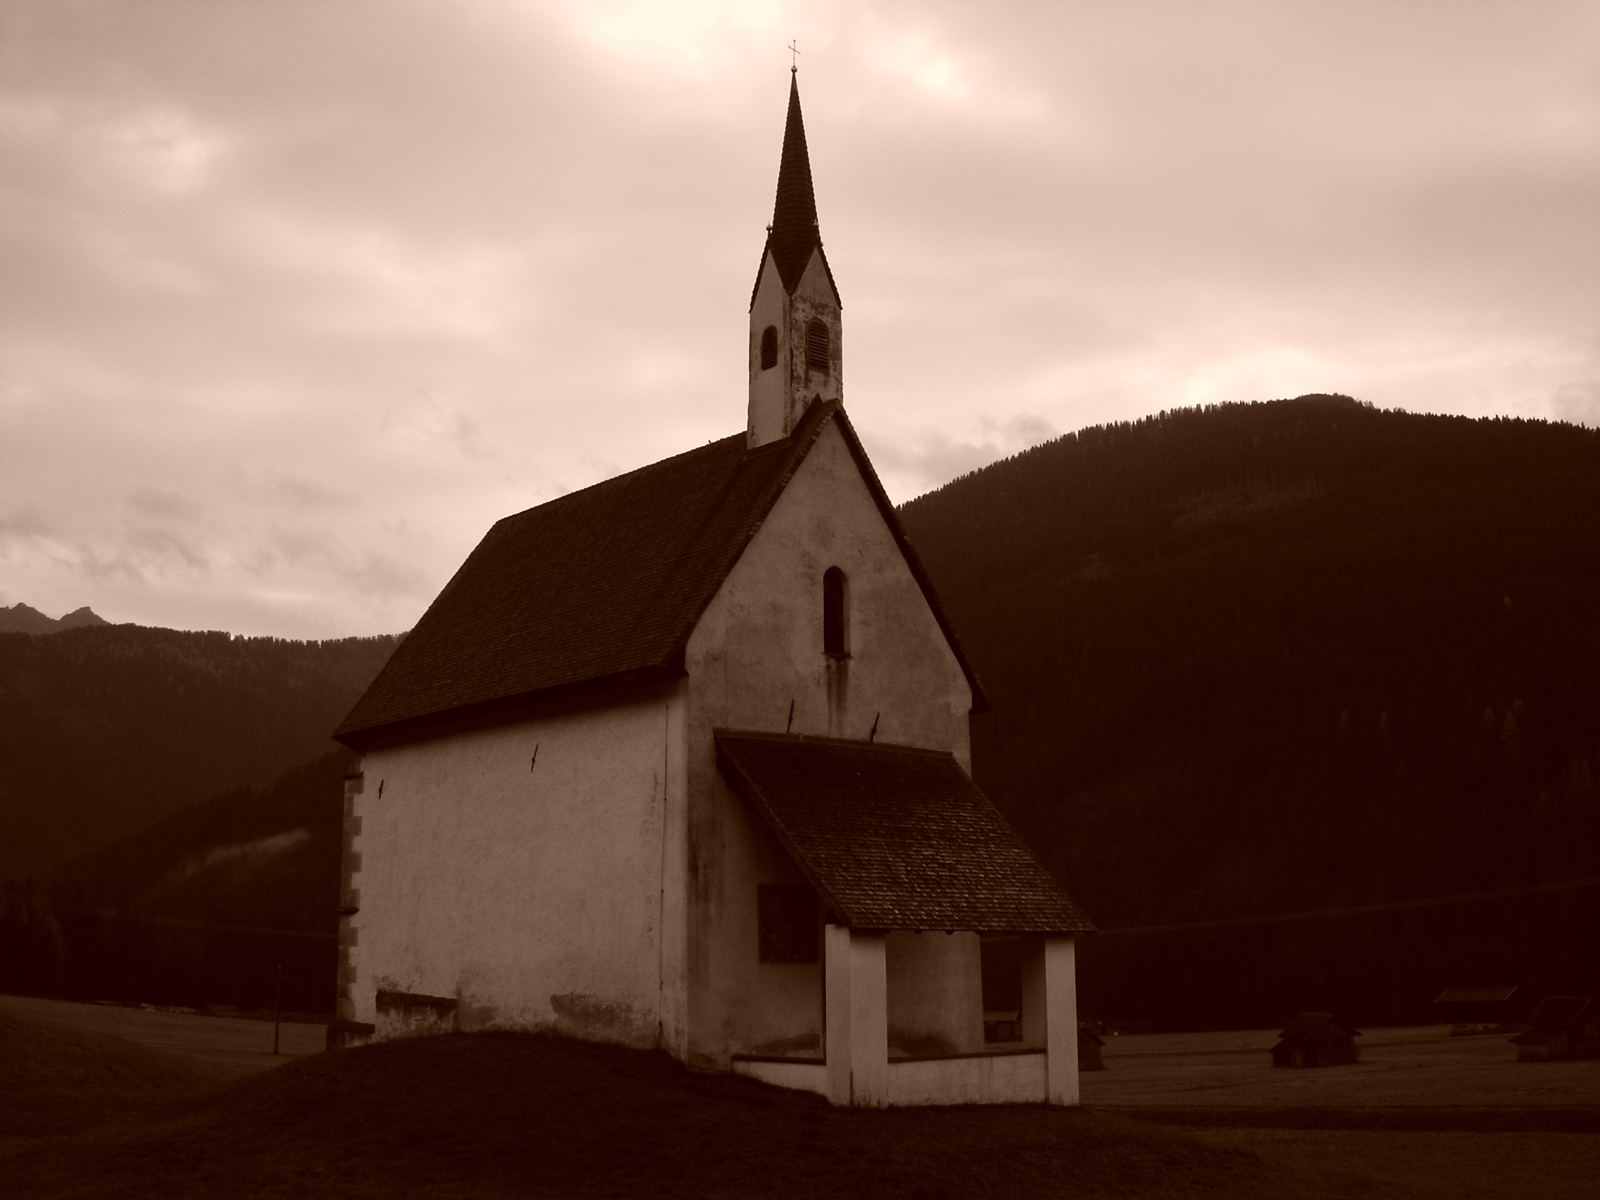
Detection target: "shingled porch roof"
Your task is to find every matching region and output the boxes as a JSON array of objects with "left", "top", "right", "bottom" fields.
[
  {"left": 335, "top": 402, "right": 986, "bottom": 744},
  {"left": 715, "top": 731, "right": 1093, "bottom": 933}
]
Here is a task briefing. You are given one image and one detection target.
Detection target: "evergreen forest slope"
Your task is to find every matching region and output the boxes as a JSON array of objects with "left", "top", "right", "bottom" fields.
[
  {"left": 0, "top": 752, "right": 349, "bottom": 1015},
  {"left": 899, "top": 395, "right": 1600, "bottom": 1030},
  {"left": 0, "top": 626, "right": 397, "bottom": 879}
]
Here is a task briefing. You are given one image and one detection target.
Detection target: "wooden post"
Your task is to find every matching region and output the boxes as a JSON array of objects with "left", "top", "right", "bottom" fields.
[
  {"left": 1043, "top": 935, "right": 1078, "bottom": 1105},
  {"left": 1021, "top": 934, "right": 1080, "bottom": 1105},
  {"left": 847, "top": 932, "right": 889, "bottom": 1106},
  {"left": 824, "top": 923, "right": 852, "bottom": 1105}
]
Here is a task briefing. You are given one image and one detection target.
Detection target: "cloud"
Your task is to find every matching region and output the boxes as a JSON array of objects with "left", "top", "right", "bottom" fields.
[
  {"left": 868, "top": 413, "right": 1059, "bottom": 501},
  {"left": 1553, "top": 372, "right": 1600, "bottom": 428},
  {"left": 177, "top": 828, "right": 312, "bottom": 881},
  {"left": 95, "top": 105, "right": 233, "bottom": 193},
  {"left": 1, "top": 0, "right": 1597, "bottom": 636}
]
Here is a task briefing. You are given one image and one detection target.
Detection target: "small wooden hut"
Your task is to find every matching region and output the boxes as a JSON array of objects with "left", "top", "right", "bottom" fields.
[
  {"left": 1078, "top": 1023, "right": 1106, "bottom": 1071},
  {"left": 1509, "top": 996, "right": 1600, "bottom": 1062},
  {"left": 1270, "top": 1013, "right": 1360, "bottom": 1068},
  {"left": 1434, "top": 985, "right": 1530, "bottom": 1033}
]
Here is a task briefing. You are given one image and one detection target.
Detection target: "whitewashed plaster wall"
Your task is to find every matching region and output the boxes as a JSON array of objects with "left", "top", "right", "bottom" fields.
[
  {"left": 747, "top": 250, "right": 841, "bottom": 447},
  {"left": 683, "top": 416, "right": 979, "bottom": 1067},
  {"left": 346, "top": 684, "right": 689, "bottom": 1055},
  {"left": 886, "top": 931, "right": 986, "bottom": 1056}
]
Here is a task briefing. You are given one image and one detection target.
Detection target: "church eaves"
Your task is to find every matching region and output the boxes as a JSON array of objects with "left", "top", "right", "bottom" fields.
[{"left": 334, "top": 401, "right": 988, "bottom": 746}]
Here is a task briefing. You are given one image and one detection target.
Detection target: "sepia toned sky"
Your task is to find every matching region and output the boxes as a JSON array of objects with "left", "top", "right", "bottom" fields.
[{"left": 3, "top": 0, "right": 1598, "bottom": 638}]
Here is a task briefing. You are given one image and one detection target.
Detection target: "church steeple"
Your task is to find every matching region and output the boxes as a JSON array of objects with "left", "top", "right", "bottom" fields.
[
  {"left": 747, "top": 72, "right": 842, "bottom": 448},
  {"left": 768, "top": 74, "right": 820, "bottom": 291}
]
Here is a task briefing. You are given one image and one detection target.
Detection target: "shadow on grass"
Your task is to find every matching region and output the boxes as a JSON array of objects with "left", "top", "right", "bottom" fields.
[
  {"left": 0, "top": 1030, "right": 1398, "bottom": 1198},
  {"left": 0, "top": 1005, "right": 231, "bottom": 1138}
]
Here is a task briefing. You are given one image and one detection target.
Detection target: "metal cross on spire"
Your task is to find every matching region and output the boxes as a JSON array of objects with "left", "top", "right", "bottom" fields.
[{"left": 788, "top": 40, "right": 800, "bottom": 72}]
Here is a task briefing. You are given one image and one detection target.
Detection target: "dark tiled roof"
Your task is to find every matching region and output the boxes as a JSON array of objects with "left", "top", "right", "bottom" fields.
[
  {"left": 1277, "top": 1013, "right": 1360, "bottom": 1040},
  {"left": 715, "top": 731, "right": 1093, "bottom": 932},
  {"left": 1509, "top": 1027, "right": 1570, "bottom": 1045},
  {"left": 336, "top": 419, "right": 809, "bottom": 740},
  {"left": 336, "top": 403, "right": 987, "bottom": 742},
  {"left": 1524, "top": 995, "right": 1592, "bottom": 1030},
  {"left": 1434, "top": 986, "right": 1521, "bottom": 1005}
]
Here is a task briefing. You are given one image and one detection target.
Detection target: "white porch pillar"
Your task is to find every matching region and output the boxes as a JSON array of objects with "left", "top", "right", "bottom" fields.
[
  {"left": 824, "top": 923, "right": 852, "bottom": 1105},
  {"left": 824, "top": 923, "right": 888, "bottom": 1107},
  {"left": 1021, "top": 933, "right": 1079, "bottom": 1106}
]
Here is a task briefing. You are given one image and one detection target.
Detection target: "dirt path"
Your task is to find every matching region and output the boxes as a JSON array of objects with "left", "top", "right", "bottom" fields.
[{"left": 0, "top": 994, "right": 326, "bottom": 1076}]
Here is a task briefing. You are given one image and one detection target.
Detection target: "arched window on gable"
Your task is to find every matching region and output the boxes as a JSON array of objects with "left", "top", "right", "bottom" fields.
[
  {"left": 823, "top": 567, "right": 848, "bottom": 658},
  {"left": 759, "top": 325, "right": 778, "bottom": 371},
  {"left": 805, "top": 318, "right": 830, "bottom": 377}
]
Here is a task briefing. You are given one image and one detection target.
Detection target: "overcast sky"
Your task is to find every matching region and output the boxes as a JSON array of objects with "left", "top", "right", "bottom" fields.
[{"left": 3, "top": 0, "right": 1597, "bottom": 639}]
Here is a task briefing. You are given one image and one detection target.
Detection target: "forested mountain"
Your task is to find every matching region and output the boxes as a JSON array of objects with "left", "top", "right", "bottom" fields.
[
  {"left": 900, "top": 395, "right": 1600, "bottom": 1030},
  {"left": 0, "top": 751, "right": 349, "bottom": 1015},
  {"left": 0, "top": 625, "right": 397, "bottom": 879}
]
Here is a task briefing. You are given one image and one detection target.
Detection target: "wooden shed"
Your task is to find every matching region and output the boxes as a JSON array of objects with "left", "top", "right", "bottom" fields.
[
  {"left": 1508, "top": 996, "right": 1600, "bottom": 1062},
  {"left": 1434, "top": 985, "right": 1530, "bottom": 1033},
  {"left": 1270, "top": 1013, "right": 1360, "bottom": 1068},
  {"left": 1078, "top": 1023, "right": 1106, "bottom": 1071}
]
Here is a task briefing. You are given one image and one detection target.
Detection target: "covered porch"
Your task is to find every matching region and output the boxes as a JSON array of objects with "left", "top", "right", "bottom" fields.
[
  {"left": 734, "top": 927, "right": 1079, "bottom": 1106},
  {"left": 716, "top": 731, "right": 1094, "bottom": 1107}
]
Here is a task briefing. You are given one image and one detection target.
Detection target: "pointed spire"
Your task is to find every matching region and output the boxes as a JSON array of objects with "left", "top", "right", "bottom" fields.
[{"left": 767, "top": 72, "right": 820, "bottom": 292}]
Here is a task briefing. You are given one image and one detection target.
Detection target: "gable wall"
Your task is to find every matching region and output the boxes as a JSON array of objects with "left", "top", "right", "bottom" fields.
[
  {"left": 344, "top": 683, "right": 689, "bottom": 1055},
  {"left": 682, "top": 417, "right": 978, "bottom": 1066}
]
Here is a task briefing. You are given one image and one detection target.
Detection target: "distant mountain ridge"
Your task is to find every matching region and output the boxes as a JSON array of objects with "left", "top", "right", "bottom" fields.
[{"left": 0, "top": 604, "right": 110, "bottom": 635}]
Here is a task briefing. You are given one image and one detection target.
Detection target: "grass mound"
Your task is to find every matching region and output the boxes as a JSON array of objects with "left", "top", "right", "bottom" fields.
[
  {"left": 0, "top": 1031, "right": 1386, "bottom": 1198},
  {"left": 0, "top": 1005, "right": 228, "bottom": 1138}
]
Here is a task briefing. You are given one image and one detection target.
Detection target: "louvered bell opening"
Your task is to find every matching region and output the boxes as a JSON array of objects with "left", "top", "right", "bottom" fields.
[
  {"left": 805, "top": 318, "right": 830, "bottom": 377},
  {"left": 759, "top": 325, "right": 778, "bottom": 371}
]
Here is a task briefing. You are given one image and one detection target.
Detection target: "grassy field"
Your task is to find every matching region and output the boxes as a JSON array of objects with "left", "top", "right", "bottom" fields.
[
  {"left": 3, "top": 996, "right": 1598, "bottom": 1198},
  {"left": 1089, "top": 1024, "right": 1600, "bottom": 1108},
  {"left": 1089, "top": 1025, "right": 1600, "bottom": 1199},
  {"left": 0, "top": 995, "right": 325, "bottom": 1076}
]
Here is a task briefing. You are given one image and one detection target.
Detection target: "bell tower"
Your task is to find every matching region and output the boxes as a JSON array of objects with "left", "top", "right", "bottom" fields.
[{"left": 747, "top": 71, "right": 842, "bottom": 448}]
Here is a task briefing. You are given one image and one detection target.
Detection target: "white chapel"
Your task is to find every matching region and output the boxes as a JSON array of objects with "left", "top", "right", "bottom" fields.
[{"left": 331, "top": 74, "right": 1094, "bottom": 1107}]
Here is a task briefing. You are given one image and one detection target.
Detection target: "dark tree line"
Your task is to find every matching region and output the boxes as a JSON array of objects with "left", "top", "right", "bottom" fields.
[
  {"left": 0, "top": 751, "right": 349, "bottom": 1016},
  {"left": 0, "top": 624, "right": 397, "bottom": 879},
  {"left": 900, "top": 395, "right": 1600, "bottom": 1030}
]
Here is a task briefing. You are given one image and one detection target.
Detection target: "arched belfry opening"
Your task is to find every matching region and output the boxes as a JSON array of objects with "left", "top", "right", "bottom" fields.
[
  {"left": 823, "top": 567, "right": 848, "bottom": 658},
  {"left": 747, "top": 72, "right": 842, "bottom": 447}
]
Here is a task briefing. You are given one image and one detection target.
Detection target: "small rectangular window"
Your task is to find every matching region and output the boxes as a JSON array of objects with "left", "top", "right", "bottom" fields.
[{"left": 758, "top": 884, "right": 819, "bottom": 963}]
